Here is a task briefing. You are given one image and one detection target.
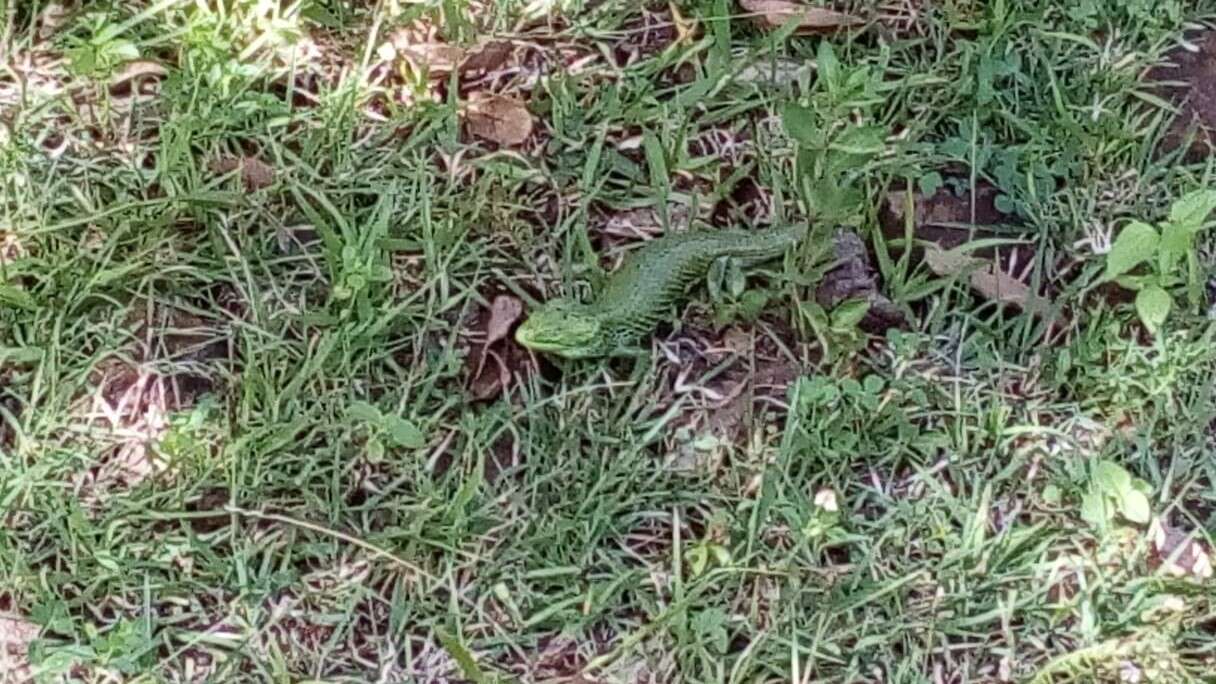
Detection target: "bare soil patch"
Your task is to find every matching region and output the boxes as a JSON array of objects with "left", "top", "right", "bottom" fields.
[{"left": 1148, "top": 29, "right": 1216, "bottom": 162}]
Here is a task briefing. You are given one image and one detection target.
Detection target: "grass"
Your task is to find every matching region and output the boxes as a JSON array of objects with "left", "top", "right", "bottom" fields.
[{"left": 2, "top": 0, "right": 1216, "bottom": 682}]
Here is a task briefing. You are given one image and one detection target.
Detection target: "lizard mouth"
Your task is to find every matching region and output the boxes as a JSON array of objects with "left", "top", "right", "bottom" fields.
[
  {"left": 514, "top": 326, "right": 570, "bottom": 352},
  {"left": 519, "top": 338, "right": 569, "bottom": 352}
]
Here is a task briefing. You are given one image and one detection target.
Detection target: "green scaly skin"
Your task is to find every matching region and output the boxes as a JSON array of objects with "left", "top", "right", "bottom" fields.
[{"left": 515, "top": 224, "right": 808, "bottom": 358}]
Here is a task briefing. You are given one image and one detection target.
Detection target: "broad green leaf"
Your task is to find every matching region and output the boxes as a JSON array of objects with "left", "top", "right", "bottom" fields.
[
  {"left": 1080, "top": 490, "right": 1110, "bottom": 528},
  {"left": 1092, "top": 460, "right": 1130, "bottom": 496},
  {"left": 725, "top": 258, "right": 746, "bottom": 297},
  {"left": 738, "top": 290, "right": 770, "bottom": 320},
  {"left": 817, "top": 40, "right": 840, "bottom": 90},
  {"left": 831, "top": 297, "right": 871, "bottom": 329},
  {"left": 0, "top": 285, "right": 35, "bottom": 310},
  {"left": 1188, "top": 249, "right": 1203, "bottom": 309},
  {"left": 806, "top": 176, "right": 863, "bottom": 225},
  {"left": 301, "top": 2, "right": 343, "bottom": 27},
  {"left": 794, "top": 146, "right": 819, "bottom": 180},
  {"left": 706, "top": 258, "right": 726, "bottom": 301},
  {"left": 794, "top": 374, "right": 839, "bottom": 406},
  {"left": 839, "top": 377, "right": 862, "bottom": 396},
  {"left": 1114, "top": 274, "right": 1149, "bottom": 291},
  {"left": 1167, "top": 188, "right": 1216, "bottom": 232},
  {"left": 691, "top": 608, "right": 729, "bottom": 654},
  {"left": 0, "top": 346, "right": 43, "bottom": 364},
  {"left": 1117, "top": 489, "right": 1151, "bottom": 525},
  {"left": 829, "top": 124, "right": 886, "bottom": 156},
  {"left": 1041, "top": 484, "right": 1061, "bottom": 506},
  {"left": 687, "top": 546, "right": 708, "bottom": 577},
  {"left": 110, "top": 41, "right": 140, "bottom": 61},
  {"left": 799, "top": 301, "right": 829, "bottom": 328},
  {"left": 918, "top": 171, "right": 944, "bottom": 196},
  {"left": 1135, "top": 284, "right": 1172, "bottom": 334},
  {"left": 383, "top": 414, "right": 426, "bottom": 448},
  {"left": 711, "top": 544, "right": 732, "bottom": 566},
  {"left": 781, "top": 103, "right": 819, "bottom": 146},
  {"left": 862, "top": 374, "right": 885, "bottom": 394},
  {"left": 366, "top": 437, "right": 385, "bottom": 462},
  {"left": 347, "top": 401, "right": 382, "bottom": 423},
  {"left": 1159, "top": 219, "right": 1192, "bottom": 264},
  {"left": 68, "top": 46, "right": 96, "bottom": 74},
  {"left": 1104, "top": 221, "right": 1157, "bottom": 281}
]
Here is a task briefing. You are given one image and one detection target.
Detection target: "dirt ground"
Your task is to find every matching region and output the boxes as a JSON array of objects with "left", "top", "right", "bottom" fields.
[{"left": 1150, "top": 29, "right": 1216, "bottom": 161}]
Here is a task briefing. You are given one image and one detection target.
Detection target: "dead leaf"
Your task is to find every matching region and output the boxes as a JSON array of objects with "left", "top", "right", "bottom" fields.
[
  {"left": 484, "top": 295, "right": 523, "bottom": 346},
  {"left": 881, "top": 183, "right": 1013, "bottom": 245},
  {"left": 463, "top": 295, "right": 527, "bottom": 402},
  {"left": 464, "top": 93, "right": 534, "bottom": 146},
  {"left": 599, "top": 204, "right": 691, "bottom": 239},
  {"left": 379, "top": 26, "right": 466, "bottom": 70},
  {"left": 739, "top": 0, "right": 864, "bottom": 33},
  {"left": 211, "top": 156, "right": 275, "bottom": 191},
  {"left": 460, "top": 40, "right": 515, "bottom": 74},
  {"left": 969, "top": 264, "right": 1031, "bottom": 308},
  {"left": 0, "top": 232, "right": 26, "bottom": 265},
  {"left": 396, "top": 43, "right": 467, "bottom": 75},
  {"left": 924, "top": 243, "right": 1045, "bottom": 312},
  {"left": 720, "top": 327, "right": 753, "bottom": 356},
  {"left": 1150, "top": 520, "right": 1213, "bottom": 580},
  {"left": 468, "top": 347, "right": 511, "bottom": 401},
  {"left": 36, "top": 3, "right": 69, "bottom": 41},
  {"left": 735, "top": 57, "right": 811, "bottom": 86},
  {"left": 109, "top": 60, "right": 168, "bottom": 94},
  {"left": 923, "top": 242, "right": 983, "bottom": 276}
]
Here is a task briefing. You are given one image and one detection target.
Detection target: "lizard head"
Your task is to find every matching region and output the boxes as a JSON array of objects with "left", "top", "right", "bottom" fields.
[{"left": 515, "top": 299, "right": 608, "bottom": 359}]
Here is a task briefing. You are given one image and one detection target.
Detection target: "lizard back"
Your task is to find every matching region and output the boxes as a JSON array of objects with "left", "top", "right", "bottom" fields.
[{"left": 593, "top": 224, "right": 807, "bottom": 339}]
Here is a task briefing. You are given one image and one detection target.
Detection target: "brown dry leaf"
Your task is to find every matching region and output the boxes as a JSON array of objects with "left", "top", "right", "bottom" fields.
[
  {"left": 1151, "top": 520, "right": 1214, "bottom": 580},
  {"left": 484, "top": 295, "right": 523, "bottom": 346},
  {"left": 468, "top": 348, "right": 511, "bottom": 401},
  {"left": 106, "top": 440, "right": 164, "bottom": 488},
  {"left": 464, "top": 93, "right": 534, "bottom": 146},
  {"left": 395, "top": 43, "right": 467, "bottom": 76},
  {"left": 0, "top": 232, "right": 26, "bottom": 265},
  {"left": 599, "top": 204, "right": 691, "bottom": 239},
  {"left": 211, "top": 156, "right": 275, "bottom": 191},
  {"left": 881, "top": 184, "right": 1013, "bottom": 248},
  {"left": 924, "top": 243, "right": 1045, "bottom": 311},
  {"left": 464, "top": 295, "right": 526, "bottom": 402},
  {"left": 739, "top": 0, "right": 864, "bottom": 33},
  {"left": 109, "top": 59, "right": 168, "bottom": 93},
  {"left": 923, "top": 242, "right": 983, "bottom": 276},
  {"left": 36, "top": 3, "right": 69, "bottom": 41},
  {"left": 969, "top": 265, "right": 1030, "bottom": 307},
  {"left": 735, "top": 57, "right": 811, "bottom": 86},
  {"left": 720, "top": 327, "right": 753, "bottom": 356},
  {"left": 460, "top": 40, "right": 515, "bottom": 74}
]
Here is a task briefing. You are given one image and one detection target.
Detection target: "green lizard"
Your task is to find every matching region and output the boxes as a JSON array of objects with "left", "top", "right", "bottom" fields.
[{"left": 515, "top": 223, "right": 808, "bottom": 358}]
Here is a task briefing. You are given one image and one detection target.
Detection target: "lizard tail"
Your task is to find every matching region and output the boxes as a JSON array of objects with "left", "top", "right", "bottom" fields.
[{"left": 727, "top": 222, "right": 809, "bottom": 266}]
